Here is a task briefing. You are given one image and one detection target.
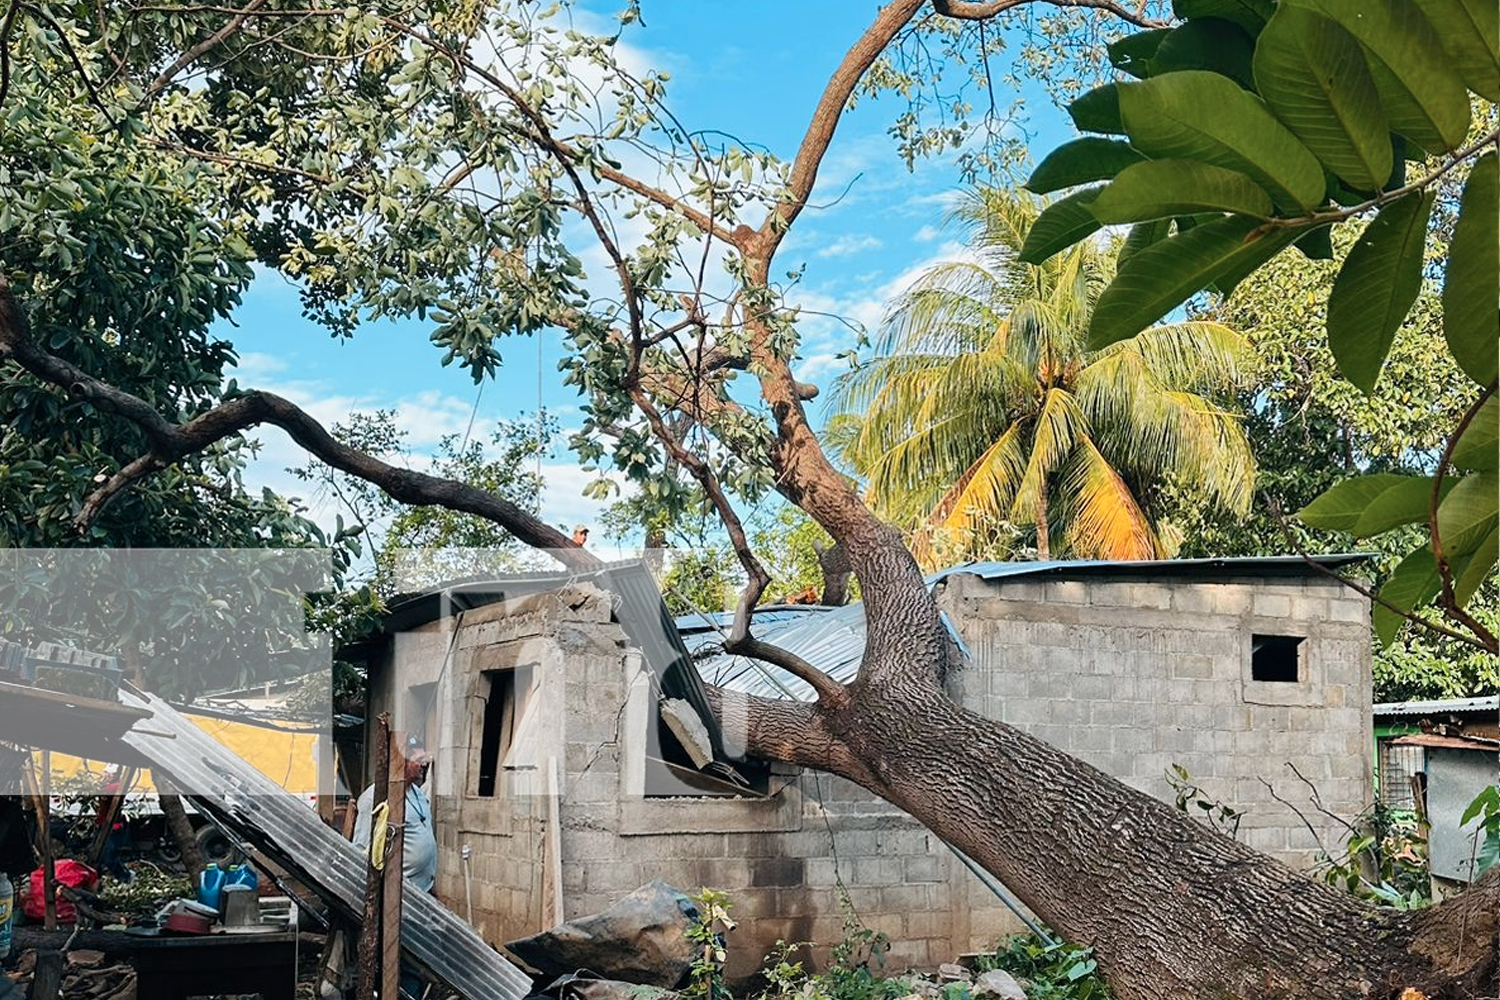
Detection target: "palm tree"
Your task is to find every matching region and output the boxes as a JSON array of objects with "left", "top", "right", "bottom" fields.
[{"left": 831, "top": 189, "right": 1254, "bottom": 565}]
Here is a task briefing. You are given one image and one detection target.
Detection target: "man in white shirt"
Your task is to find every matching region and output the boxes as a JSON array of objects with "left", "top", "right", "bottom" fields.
[{"left": 352, "top": 734, "right": 437, "bottom": 997}]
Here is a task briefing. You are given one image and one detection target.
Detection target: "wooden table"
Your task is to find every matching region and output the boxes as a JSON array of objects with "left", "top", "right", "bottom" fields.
[{"left": 126, "top": 930, "right": 299, "bottom": 1000}]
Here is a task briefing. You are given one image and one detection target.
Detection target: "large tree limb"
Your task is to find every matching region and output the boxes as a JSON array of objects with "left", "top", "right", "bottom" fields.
[
  {"left": 758, "top": 0, "right": 928, "bottom": 258},
  {"left": 627, "top": 384, "right": 849, "bottom": 707},
  {"left": 142, "top": 0, "right": 268, "bottom": 98},
  {"left": 932, "top": 0, "right": 1167, "bottom": 29},
  {"left": 0, "top": 281, "right": 597, "bottom": 568}
]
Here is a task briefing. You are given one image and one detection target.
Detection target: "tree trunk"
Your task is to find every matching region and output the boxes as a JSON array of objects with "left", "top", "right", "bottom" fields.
[
  {"left": 740, "top": 678, "right": 1496, "bottom": 1000},
  {"left": 1035, "top": 477, "right": 1050, "bottom": 560},
  {"left": 157, "top": 793, "right": 202, "bottom": 877},
  {"left": 813, "top": 540, "right": 852, "bottom": 607}
]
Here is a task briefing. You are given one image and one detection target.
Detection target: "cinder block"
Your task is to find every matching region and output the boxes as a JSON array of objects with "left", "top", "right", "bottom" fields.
[
  {"left": 1170, "top": 586, "right": 1218, "bottom": 614},
  {"left": 905, "top": 854, "right": 945, "bottom": 883},
  {"left": 1045, "top": 580, "right": 1088, "bottom": 605},
  {"left": 1171, "top": 655, "right": 1214, "bottom": 680},
  {"left": 1252, "top": 594, "right": 1292, "bottom": 618},
  {"left": 880, "top": 883, "right": 930, "bottom": 912}
]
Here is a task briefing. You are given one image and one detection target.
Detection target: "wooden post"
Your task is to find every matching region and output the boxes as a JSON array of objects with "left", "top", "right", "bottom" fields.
[
  {"left": 28, "top": 949, "right": 63, "bottom": 1000},
  {"left": 23, "top": 755, "right": 57, "bottom": 932},
  {"left": 380, "top": 729, "right": 407, "bottom": 1000},
  {"left": 86, "top": 765, "right": 136, "bottom": 870},
  {"left": 544, "top": 757, "right": 564, "bottom": 928},
  {"left": 355, "top": 713, "right": 390, "bottom": 1000}
]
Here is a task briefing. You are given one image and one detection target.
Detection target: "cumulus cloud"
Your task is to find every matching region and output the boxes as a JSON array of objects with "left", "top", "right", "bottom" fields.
[{"left": 816, "top": 234, "right": 884, "bottom": 258}]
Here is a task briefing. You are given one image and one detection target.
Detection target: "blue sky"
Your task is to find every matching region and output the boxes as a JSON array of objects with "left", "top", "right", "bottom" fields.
[{"left": 221, "top": 3, "right": 1079, "bottom": 548}]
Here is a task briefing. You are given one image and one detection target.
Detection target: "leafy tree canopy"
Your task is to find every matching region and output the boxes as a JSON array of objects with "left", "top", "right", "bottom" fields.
[{"left": 1024, "top": 0, "right": 1498, "bottom": 654}]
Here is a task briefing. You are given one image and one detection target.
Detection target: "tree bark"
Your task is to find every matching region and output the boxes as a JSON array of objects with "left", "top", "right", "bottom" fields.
[
  {"left": 1035, "top": 477, "right": 1050, "bottom": 560},
  {"left": 733, "top": 673, "right": 1497, "bottom": 1000},
  {"left": 157, "top": 793, "right": 202, "bottom": 877}
]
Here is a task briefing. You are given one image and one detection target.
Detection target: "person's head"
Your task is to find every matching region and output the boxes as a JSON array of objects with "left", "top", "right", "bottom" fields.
[
  {"left": 403, "top": 734, "right": 432, "bottom": 786},
  {"left": 572, "top": 524, "right": 589, "bottom": 546}
]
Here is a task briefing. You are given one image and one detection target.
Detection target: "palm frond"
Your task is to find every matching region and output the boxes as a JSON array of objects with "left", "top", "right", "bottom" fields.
[
  {"left": 1057, "top": 437, "right": 1162, "bottom": 560},
  {"left": 929, "top": 423, "right": 1029, "bottom": 529},
  {"left": 1074, "top": 350, "right": 1255, "bottom": 514},
  {"left": 1011, "top": 388, "right": 1085, "bottom": 525}
]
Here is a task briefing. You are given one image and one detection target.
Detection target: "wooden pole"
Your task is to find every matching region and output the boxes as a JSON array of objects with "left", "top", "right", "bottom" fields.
[
  {"left": 85, "top": 766, "right": 136, "bottom": 871},
  {"left": 544, "top": 757, "right": 564, "bottom": 928},
  {"left": 355, "top": 713, "right": 390, "bottom": 1000},
  {"left": 380, "top": 729, "right": 407, "bottom": 1000},
  {"left": 22, "top": 754, "right": 57, "bottom": 932},
  {"left": 28, "top": 948, "right": 63, "bottom": 1000}
]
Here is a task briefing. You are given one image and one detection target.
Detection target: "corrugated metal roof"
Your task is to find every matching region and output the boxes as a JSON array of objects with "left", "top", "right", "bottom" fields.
[
  {"left": 694, "top": 600, "right": 872, "bottom": 700},
  {"left": 693, "top": 555, "right": 1374, "bottom": 701},
  {"left": 927, "top": 553, "right": 1371, "bottom": 586},
  {"left": 674, "top": 605, "right": 831, "bottom": 636},
  {"left": 118, "top": 687, "right": 531, "bottom": 1000},
  {"left": 1391, "top": 733, "right": 1500, "bottom": 751},
  {"left": 1374, "top": 695, "right": 1500, "bottom": 717}
]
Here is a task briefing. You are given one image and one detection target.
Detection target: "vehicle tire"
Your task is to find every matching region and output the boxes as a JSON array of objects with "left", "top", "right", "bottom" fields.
[{"left": 194, "top": 823, "right": 239, "bottom": 867}]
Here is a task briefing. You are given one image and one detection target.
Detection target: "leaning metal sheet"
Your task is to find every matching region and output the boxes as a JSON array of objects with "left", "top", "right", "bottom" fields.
[{"left": 117, "top": 688, "right": 532, "bottom": 1000}]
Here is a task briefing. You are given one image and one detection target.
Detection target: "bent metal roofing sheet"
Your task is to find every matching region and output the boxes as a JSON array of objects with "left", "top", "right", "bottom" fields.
[{"left": 117, "top": 687, "right": 531, "bottom": 1000}]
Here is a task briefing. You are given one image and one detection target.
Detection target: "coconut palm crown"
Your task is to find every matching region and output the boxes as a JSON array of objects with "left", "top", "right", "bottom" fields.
[{"left": 830, "top": 189, "right": 1255, "bottom": 565}]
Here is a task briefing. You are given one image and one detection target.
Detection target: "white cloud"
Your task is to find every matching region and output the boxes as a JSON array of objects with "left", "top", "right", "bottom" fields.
[
  {"left": 816, "top": 234, "right": 883, "bottom": 258},
  {"left": 914, "top": 224, "right": 942, "bottom": 243},
  {"left": 229, "top": 351, "right": 289, "bottom": 381}
]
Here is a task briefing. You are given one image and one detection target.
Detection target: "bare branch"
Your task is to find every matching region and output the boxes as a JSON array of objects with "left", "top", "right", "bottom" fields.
[
  {"left": 933, "top": 0, "right": 1167, "bottom": 29},
  {"left": 0, "top": 281, "right": 597, "bottom": 568},
  {"left": 142, "top": 0, "right": 268, "bottom": 99}
]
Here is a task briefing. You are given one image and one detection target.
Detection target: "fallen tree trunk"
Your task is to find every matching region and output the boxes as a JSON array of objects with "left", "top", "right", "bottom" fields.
[{"left": 725, "top": 674, "right": 1498, "bottom": 1000}]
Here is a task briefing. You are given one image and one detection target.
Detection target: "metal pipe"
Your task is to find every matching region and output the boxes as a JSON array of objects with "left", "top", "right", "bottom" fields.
[
  {"left": 942, "top": 841, "right": 1057, "bottom": 946},
  {"left": 461, "top": 844, "right": 474, "bottom": 925}
]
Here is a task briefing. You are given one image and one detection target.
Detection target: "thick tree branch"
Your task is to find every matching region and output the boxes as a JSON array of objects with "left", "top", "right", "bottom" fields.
[
  {"left": 933, "top": 0, "right": 1167, "bottom": 29},
  {"left": 758, "top": 0, "right": 928, "bottom": 257},
  {"left": 142, "top": 0, "right": 268, "bottom": 98},
  {"left": 0, "top": 282, "right": 598, "bottom": 568}
]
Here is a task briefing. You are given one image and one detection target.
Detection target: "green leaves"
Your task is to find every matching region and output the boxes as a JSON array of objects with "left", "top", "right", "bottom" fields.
[
  {"left": 1025, "top": 139, "right": 1145, "bottom": 195},
  {"left": 1068, "top": 85, "right": 1124, "bottom": 135},
  {"left": 1252, "top": 4, "right": 1391, "bottom": 192},
  {"left": 1298, "top": 473, "right": 1412, "bottom": 531},
  {"left": 1088, "top": 215, "right": 1299, "bottom": 347},
  {"left": 1118, "top": 71, "right": 1325, "bottom": 211},
  {"left": 1415, "top": 0, "right": 1500, "bottom": 101},
  {"left": 1452, "top": 397, "right": 1498, "bottom": 471},
  {"left": 1088, "top": 160, "right": 1274, "bottom": 223},
  {"left": 1018, "top": 188, "right": 1104, "bottom": 265},
  {"left": 1288, "top": 0, "right": 1469, "bottom": 153},
  {"left": 1443, "top": 152, "right": 1498, "bottom": 387},
  {"left": 1373, "top": 547, "right": 1441, "bottom": 645},
  {"left": 1327, "top": 191, "right": 1434, "bottom": 392}
]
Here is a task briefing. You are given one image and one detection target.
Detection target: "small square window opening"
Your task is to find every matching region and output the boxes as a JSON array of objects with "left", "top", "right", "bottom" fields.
[{"left": 1251, "top": 634, "right": 1304, "bottom": 683}]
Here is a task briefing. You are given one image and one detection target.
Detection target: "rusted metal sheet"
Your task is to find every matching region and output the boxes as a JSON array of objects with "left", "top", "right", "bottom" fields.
[{"left": 116, "top": 687, "right": 532, "bottom": 1000}]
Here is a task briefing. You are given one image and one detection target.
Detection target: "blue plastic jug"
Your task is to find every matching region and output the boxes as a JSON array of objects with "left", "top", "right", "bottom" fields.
[
  {"left": 197, "top": 864, "right": 226, "bottom": 911},
  {"left": 225, "top": 864, "right": 258, "bottom": 893},
  {"left": 0, "top": 872, "right": 14, "bottom": 960}
]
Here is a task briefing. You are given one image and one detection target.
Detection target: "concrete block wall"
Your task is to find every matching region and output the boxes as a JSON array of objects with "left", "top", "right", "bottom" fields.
[
  {"left": 552, "top": 615, "right": 961, "bottom": 979},
  {"left": 371, "top": 570, "right": 1373, "bottom": 977},
  {"left": 936, "top": 571, "right": 1372, "bottom": 948}
]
